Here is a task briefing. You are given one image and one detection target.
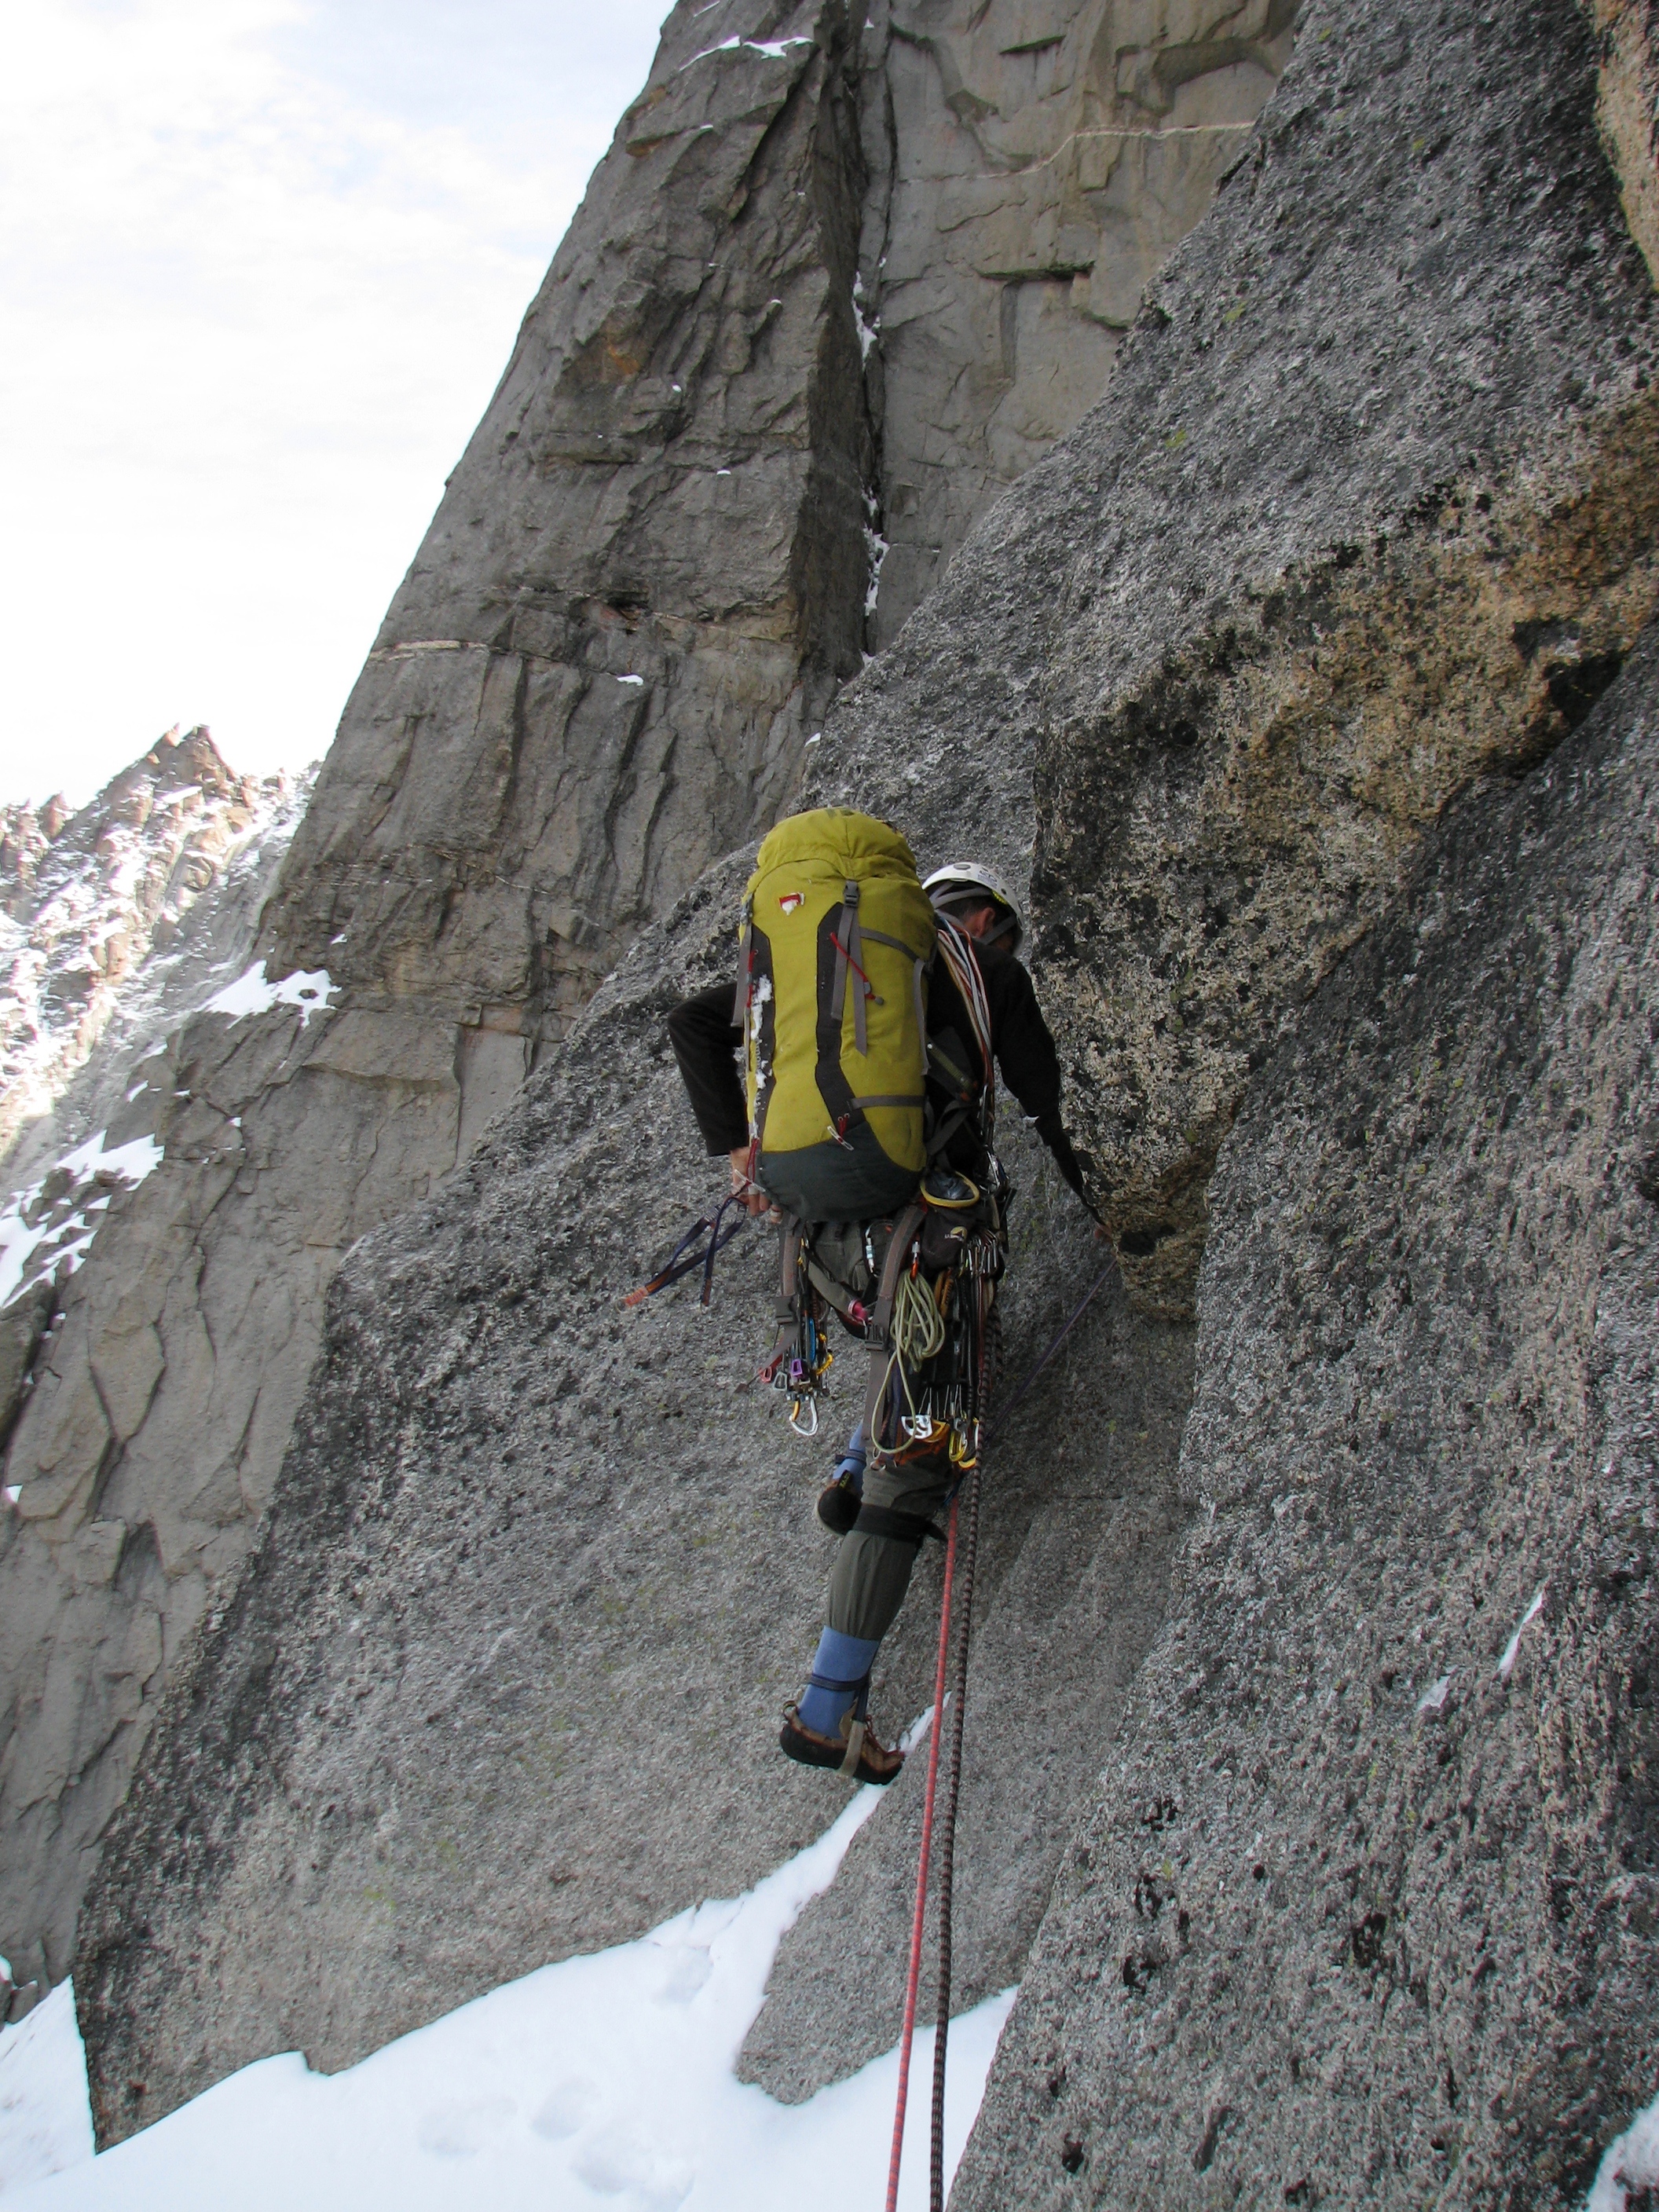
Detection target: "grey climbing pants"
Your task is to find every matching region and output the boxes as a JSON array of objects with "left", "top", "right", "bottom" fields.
[{"left": 826, "top": 1448, "right": 954, "bottom": 1643}]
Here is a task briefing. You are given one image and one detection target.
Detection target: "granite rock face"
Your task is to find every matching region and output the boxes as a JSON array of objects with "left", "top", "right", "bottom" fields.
[
  {"left": 859, "top": 0, "right": 1298, "bottom": 643},
  {"left": 950, "top": 621, "right": 1659, "bottom": 2212},
  {"left": 742, "top": 0, "right": 1650, "bottom": 2099},
  {"left": 26, "top": 0, "right": 1659, "bottom": 2198},
  {"left": 818, "top": 0, "right": 1659, "bottom": 1317},
  {"left": 1, "top": 0, "right": 1274, "bottom": 2005}
]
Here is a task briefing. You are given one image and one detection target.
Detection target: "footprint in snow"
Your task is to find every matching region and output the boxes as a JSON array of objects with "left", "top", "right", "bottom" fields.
[
  {"left": 416, "top": 2093, "right": 515, "bottom": 2157},
  {"left": 573, "top": 2120, "right": 694, "bottom": 2208},
  {"left": 530, "top": 2075, "right": 600, "bottom": 2141},
  {"left": 655, "top": 1945, "right": 712, "bottom": 2002}
]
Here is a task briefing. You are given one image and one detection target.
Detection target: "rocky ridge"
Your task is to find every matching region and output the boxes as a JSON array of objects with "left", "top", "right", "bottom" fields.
[
  {"left": 0, "top": 728, "right": 301, "bottom": 1182},
  {"left": 0, "top": 730, "right": 310, "bottom": 2026}
]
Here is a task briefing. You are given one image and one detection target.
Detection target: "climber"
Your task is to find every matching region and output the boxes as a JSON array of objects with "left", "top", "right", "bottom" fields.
[{"left": 668, "top": 851, "right": 1096, "bottom": 1785}]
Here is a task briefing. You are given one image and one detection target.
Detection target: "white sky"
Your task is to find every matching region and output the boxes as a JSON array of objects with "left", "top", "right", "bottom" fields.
[{"left": 0, "top": 0, "right": 672, "bottom": 808}]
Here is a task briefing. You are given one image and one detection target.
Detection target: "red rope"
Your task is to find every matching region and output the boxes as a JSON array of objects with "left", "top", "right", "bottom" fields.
[
  {"left": 928, "top": 1459, "right": 983, "bottom": 2206},
  {"left": 884, "top": 1493, "right": 960, "bottom": 2212}
]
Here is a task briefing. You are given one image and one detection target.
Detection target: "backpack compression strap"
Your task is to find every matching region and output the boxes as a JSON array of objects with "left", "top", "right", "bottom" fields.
[{"left": 829, "top": 880, "right": 871, "bottom": 1057}]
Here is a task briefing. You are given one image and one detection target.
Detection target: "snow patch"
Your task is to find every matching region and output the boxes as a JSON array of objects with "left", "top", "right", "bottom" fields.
[
  {"left": 0, "top": 1981, "right": 95, "bottom": 2194},
  {"left": 679, "top": 32, "right": 813, "bottom": 68},
  {"left": 852, "top": 270, "right": 881, "bottom": 361},
  {"left": 862, "top": 482, "right": 890, "bottom": 617},
  {"left": 1585, "top": 2086, "right": 1659, "bottom": 2211},
  {"left": 615, "top": 674, "right": 646, "bottom": 687},
  {"left": 4, "top": 1786, "right": 1013, "bottom": 2211},
  {"left": 200, "top": 962, "right": 337, "bottom": 1027},
  {"left": 1417, "top": 1672, "right": 1452, "bottom": 1714},
  {"left": 1497, "top": 1586, "right": 1547, "bottom": 1680},
  {"left": 0, "top": 1130, "right": 163, "bottom": 1309}
]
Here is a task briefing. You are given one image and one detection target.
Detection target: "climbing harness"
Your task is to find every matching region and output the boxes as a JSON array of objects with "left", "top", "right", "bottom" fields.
[{"left": 621, "top": 1192, "right": 750, "bottom": 1309}]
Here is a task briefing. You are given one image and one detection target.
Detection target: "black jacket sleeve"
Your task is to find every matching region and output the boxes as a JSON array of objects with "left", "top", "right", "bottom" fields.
[
  {"left": 976, "top": 947, "right": 1094, "bottom": 1203},
  {"left": 667, "top": 983, "right": 749, "bottom": 1156},
  {"left": 670, "top": 951, "right": 1095, "bottom": 1202}
]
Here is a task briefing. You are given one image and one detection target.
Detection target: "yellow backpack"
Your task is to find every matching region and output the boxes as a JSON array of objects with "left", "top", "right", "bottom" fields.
[{"left": 736, "top": 809, "right": 937, "bottom": 1221}]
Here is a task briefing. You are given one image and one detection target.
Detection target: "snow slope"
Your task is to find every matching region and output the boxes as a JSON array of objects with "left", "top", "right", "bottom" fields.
[{"left": 0, "top": 1770, "right": 1012, "bottom": 2210}]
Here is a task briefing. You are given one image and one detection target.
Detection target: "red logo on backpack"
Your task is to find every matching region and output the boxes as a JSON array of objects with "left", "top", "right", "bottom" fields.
[{"left": 778, "top": 892, "right": 804, "bottom": 914}]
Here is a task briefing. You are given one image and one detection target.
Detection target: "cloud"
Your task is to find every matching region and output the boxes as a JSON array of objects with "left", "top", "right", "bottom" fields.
[{"left": 0, "top": 0, "right": 668, "bottom": 803}]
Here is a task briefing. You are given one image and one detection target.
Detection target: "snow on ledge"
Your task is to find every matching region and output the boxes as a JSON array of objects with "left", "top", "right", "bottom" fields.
[
  {"left": 0, "top": 1130, "right": 165, "bottom": 1309},
  {"left": 58, "top": 1133, "right": 164, "bottom": 1186},
  {"left": 200, "top": 962, "right": 337, "bottom": 1027},
  {"left": 2, "top": 1771, "right": 1014, "bottom": 2210},
  {"left": 679, "top": 31, "right": 812, "bottom": 68}
]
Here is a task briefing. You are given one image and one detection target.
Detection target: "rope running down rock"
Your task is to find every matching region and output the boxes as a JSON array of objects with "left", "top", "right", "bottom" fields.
[
  {"left": 884, "top": 1493, "right": 961, "bottom": 2212},
  {"left": 885, "top": 1258, "right": 1112, "bottom": 2208}
]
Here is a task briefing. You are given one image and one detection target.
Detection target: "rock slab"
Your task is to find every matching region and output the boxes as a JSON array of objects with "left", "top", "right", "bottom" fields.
[{"left": 951, "top": 617, "right": 1659, "bottom": 2212}]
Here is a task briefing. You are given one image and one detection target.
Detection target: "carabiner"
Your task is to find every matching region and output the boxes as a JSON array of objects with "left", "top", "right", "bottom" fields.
[{"left": 789, "top": 1395, "right": 821, "bottom": 1439}]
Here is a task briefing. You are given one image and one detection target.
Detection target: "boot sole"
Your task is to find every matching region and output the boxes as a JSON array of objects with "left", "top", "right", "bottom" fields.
[{"left": 778, "top": 1714, "right": 903, "bottom": 1787}]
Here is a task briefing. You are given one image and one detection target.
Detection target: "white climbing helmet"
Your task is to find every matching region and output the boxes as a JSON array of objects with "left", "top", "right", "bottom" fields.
[{"left": 921, "top": 860, "right": 1024, "bottom": 948}]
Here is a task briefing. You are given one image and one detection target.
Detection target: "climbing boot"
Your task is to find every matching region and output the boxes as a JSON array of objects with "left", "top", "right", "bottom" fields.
[{"left": 779, "top": 1704, "right": 904, "bottom": 1786}]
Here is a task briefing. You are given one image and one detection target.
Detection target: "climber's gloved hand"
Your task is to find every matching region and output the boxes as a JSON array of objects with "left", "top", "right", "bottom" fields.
[{"left": 729, "top": 1146, "right": 774, "bottom": 1218}]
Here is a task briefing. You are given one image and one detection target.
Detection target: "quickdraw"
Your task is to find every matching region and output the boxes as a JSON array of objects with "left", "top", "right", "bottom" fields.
[{"left": 758, "top": 1293, "right": 836, "bottom": 1434}]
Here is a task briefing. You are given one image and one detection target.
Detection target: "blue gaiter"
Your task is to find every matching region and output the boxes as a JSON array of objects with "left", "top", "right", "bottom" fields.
[{"left": 797, "top": 1626, "right": 881, "bottom": 1737}]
